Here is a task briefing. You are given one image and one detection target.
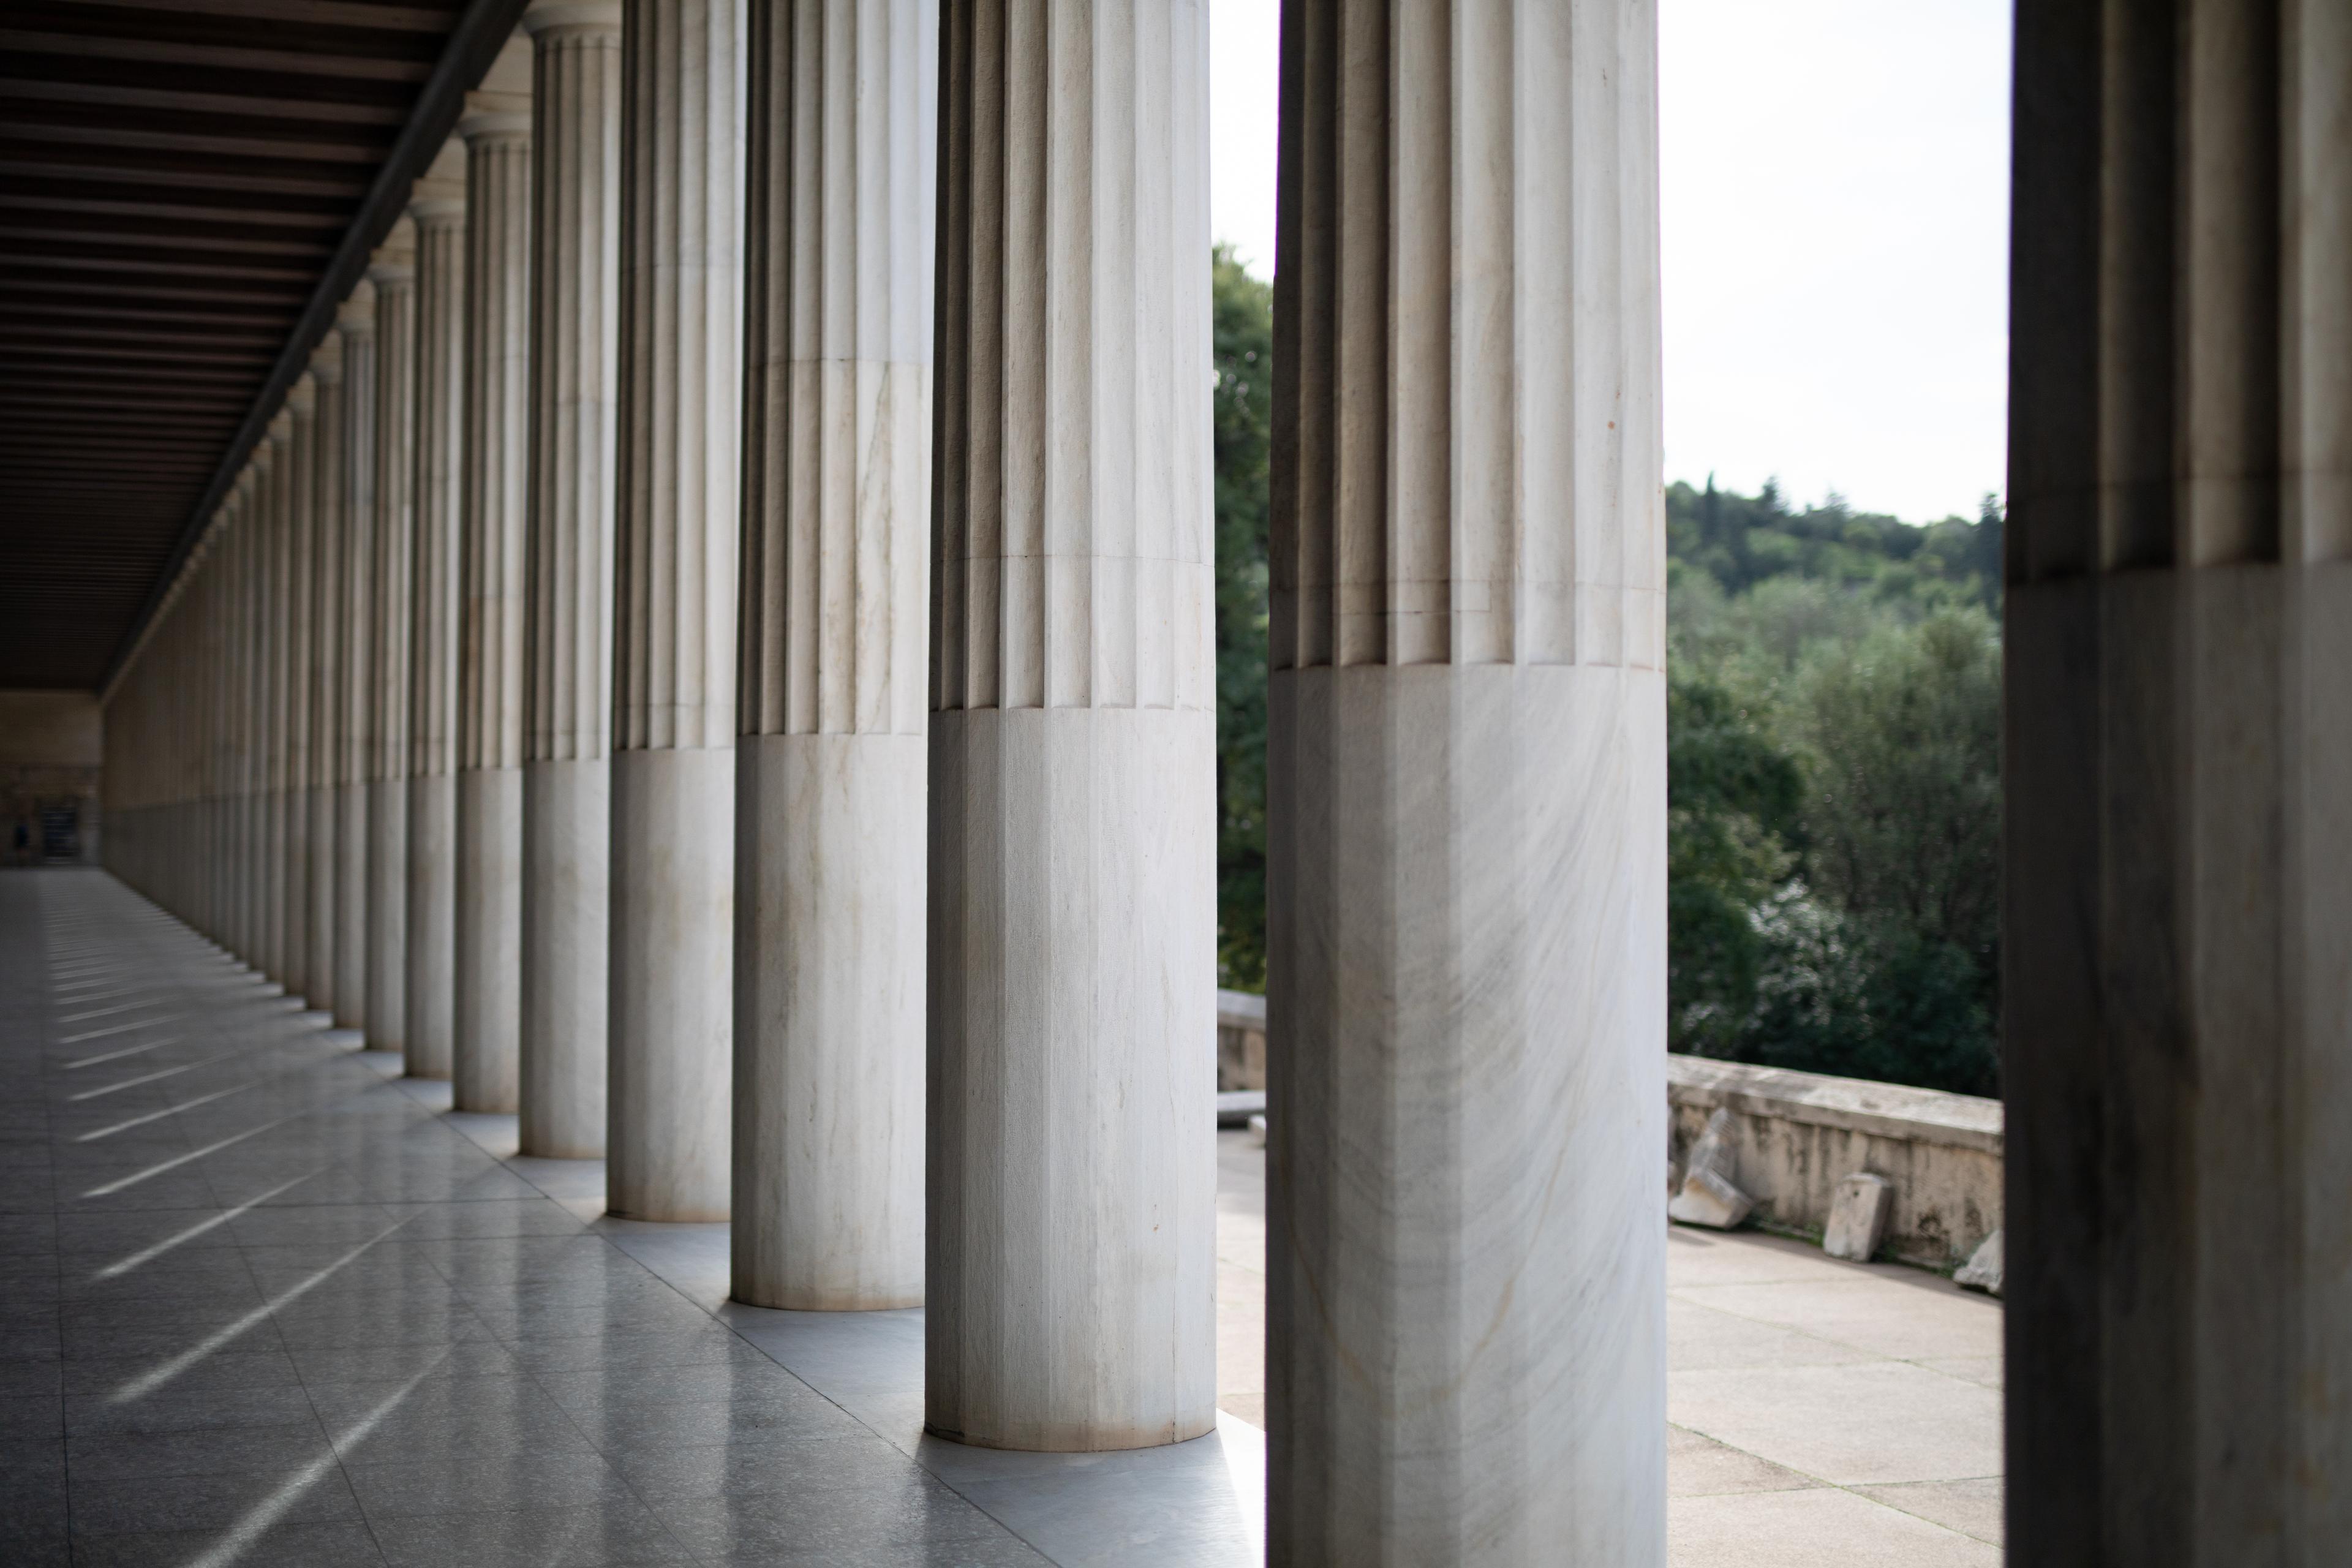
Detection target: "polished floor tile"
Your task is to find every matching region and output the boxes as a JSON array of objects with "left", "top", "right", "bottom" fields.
[{"left": 1, "top": 872, "right": 1258, "bottom": 1566}]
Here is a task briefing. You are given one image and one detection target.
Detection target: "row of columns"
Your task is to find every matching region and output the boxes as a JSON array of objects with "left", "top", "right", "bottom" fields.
[{"left": 101, "top": 0, "right": 1671, "bottom": 1558}]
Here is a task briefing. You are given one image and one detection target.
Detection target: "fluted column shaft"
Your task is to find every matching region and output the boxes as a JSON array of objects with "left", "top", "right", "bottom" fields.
[
  {"left": 227, "top": 474, "right": 260, "bottom": 963},
  {"left": 367, "top": 221, "right": 418, "bottom": 1052},
  {"left": 250, "top": 446, "right": 284, "bottom": 981},
  {"left": 279, "top": 385, "right": 317, "bottom": 1000},
  {"left": 732, "top": 0, "right": 932, "bottom": 1311},
  {"left": 521, "top": 0, "right": 623, "bottom": 1159},
  {"left": 454, "top": 39, "right": 535, "bottom": 1114},
  {"left": 406, "top": 139, "right": 469, "bottom": 1080},
  {"left": 1266, "top": 2, "right": 1667, "bottom": 1559},
  {"left": 306, "top": 342, "right": 346, "bottom": 1016},
  {"left": 2006, "top": 8, "right": 2352, "bottom": 1563},
  {"left": 606, "top": 0, "right": 744, "bottom": 1222},
  {"left": 925, "top": 0, "right": 1215, "bottom": 1451},
  {"left": 334, "top": 287, "right": 377, "bottom": 1029},
  {"left": 257, "top": 431, "right": 285, "bottom": 982}
]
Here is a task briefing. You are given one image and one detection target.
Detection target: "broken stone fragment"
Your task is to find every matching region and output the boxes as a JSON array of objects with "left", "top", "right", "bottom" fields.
[
  {"left": 1955, "top": 1228, "right": 2003, "bottom": 1296},
  {"left": 1668, "top": 1165, "right": 1754, "bottom": 1229},
  {"left": 1823, "top": 1172, "right": 1892, "bottom": 1262},
  {"left": 1667, "top": 1107, "right": 1753, "bottom": 1229}
]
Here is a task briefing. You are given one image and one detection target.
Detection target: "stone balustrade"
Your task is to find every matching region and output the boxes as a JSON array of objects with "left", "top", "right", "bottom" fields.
[{"left": 1667, "top": 1054, "right": 2001, "bottom": 1268}]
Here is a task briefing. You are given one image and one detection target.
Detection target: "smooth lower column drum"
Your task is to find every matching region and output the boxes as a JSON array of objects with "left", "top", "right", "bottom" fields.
[
  {"left": 333, "top": 285, "right": 377, "bottom": 1031},
  {"left": 605, "top": 0, "right": 745, "bottom": 1223},
  {"left": 366, "top": 220, "right": 419, "bottom": 1053},
  {"left": 453, "top": 37, "right": 534, "bottom": 1115},
  {"left": 925, "top": 0, "right": 1217, "bottom": 1452},
  {"left": 2005, "top": 9, "right": 2352, "bottom": 1563},
  {"left": 732, "top": 0, "right": 933, "bottom": 1312},
  {"left": 1266, "top": 2, "right": 1668, "bottom": 1561},
  {"left": 405, "top": 137, "right": 469, "bottom": 1080},
  {"left": 519, "top": 0, "right": 622, "bottom": 1160}
]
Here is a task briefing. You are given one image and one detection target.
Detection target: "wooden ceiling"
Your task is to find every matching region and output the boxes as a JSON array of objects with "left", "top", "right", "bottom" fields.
[{"left": 0, "top": 0, "right": 515, "bottom": 693}]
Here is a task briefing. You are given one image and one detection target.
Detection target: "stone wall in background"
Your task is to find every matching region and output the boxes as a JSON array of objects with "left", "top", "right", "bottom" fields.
[
  {"left": 0, "top": 690, "right": 101, "bottom": 866},
  {"left": 1667, "top": 1053, "right": 2002, "bottom": 1267}
]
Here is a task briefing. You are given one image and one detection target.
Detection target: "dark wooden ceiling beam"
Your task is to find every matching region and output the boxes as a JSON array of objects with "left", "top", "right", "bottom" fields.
[
  {"left": 0, "top": 214, "right": 339, "bottom": 255},
  {"left": 0, "top": 151, "right": 375, "bottom": 200},
  {"left": 0, "top": 77, "right": 409, "bottom": 129},
  {"left": 0, "top": 94, "right": 396, "bottom": 153},
  {"left": 0, "top": 277, "right": 307, "bottom": 309}
]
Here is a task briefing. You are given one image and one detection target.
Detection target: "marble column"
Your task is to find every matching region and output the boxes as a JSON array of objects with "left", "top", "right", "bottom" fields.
[
  {"left": 279, "top": 379, "right": 317, "bottom": 1001},
  {"left": 731, "top": 0, "right": 932, "bottom": 1311},
  {"left": 406, "top": 137, "right": 469, "bottom": 1080},
  {"left": 249, "top": 447, "right": 281, "bottom": 984},
  {"left": 453, "top": 37, "right": 534, "bottom": 1114},
  {"left": 1265, "top": 3, "right": 1667, "bottom": 1559},
  {"left": 366, "top": 221, "right": 418, "bottom": 1053},
  {"left": 2005, "top": 9, "right": 2352, "bottom": 1562},
  {"left": 607, "top": 0, "right": 744, "bottom": 1222},
  {"left": 925, "top": 0, "right": 1215, "bottom": 1450},
  {"left": 520, "top": 0, "right": 622, "bottom": 1159},
  {"left": 305, "top": 338, "right": 345, "bottom": 1017},
  {"left": 334, "top": 286, "right": 377, "bottom": 1030},
  {"left": 226, "top": 471, "right": 261, "bottom": 966}
]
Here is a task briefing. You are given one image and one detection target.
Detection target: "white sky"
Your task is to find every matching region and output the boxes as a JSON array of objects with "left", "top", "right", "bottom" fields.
[{"left": 1208, "top": 0, "right": 2013, "bottom": 526}]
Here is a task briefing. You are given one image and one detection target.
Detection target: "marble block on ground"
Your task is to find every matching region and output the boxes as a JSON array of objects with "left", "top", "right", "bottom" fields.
[
  {"left": 1954, "top": 1228, "right": 2002, "bottom": 1296},
  {"left": 1823, "top": 1172, "right": 1891, "bottom": 1262}
]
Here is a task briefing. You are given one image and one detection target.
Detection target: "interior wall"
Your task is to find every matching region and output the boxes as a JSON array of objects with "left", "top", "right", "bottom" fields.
[{"left": 0, "top": 690, "right": 103, "bottom": 865}]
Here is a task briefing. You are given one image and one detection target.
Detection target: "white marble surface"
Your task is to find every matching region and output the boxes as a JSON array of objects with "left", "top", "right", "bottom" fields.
[
  {"left": 606, "top": 0, "right": 744, "bottom": 1223},
  {"left": 1264, "top": 0, "right": 1667, "bottom": 1557},
  {"left": 608, "top": 748, "right": 734, "bottom": 1222},
  {"left": 402, "top": 135, "right": 468, "bottom": 1084},
  {"left": 518, "top": 0, "right": 622, "bottom": 1161},
  {"left": 277, "top": 375, "right": 318, "bottom": 1003},
  {"left": 452, "top": 768, "right": 522, "bottom": 1112},
  {"left": 731, "top": 0, "right": 935, "bottom": 1312},
  {"left": 304, "top": 336, "right": 347, "bottom": 1019},
  {"left": 925, "top": 0, "right": 1217, "bottom": 1455},
  {"left": 520, "top": 758, "right": 609, "bottom": 1156},
  {"left": 733, "top": 734, "right": 925, "bottom": 1308},
  {"left": 450, "top": 36, "right": 534, "bottom": 1118},
  {"left": 333, "top": 285, "right": 376, "bottom": 1032},
  {"left": 363, "top": 219, "right": 417, "bottom": 1056}
]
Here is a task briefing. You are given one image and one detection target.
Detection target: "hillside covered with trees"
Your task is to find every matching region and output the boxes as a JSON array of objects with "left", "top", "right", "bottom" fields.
[{"left": 1210, "top": 252, "right": 2003, "bottom": 1097}]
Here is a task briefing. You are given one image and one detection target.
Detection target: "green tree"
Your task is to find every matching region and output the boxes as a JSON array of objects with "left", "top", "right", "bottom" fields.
[
  {"left": 1667, "top": 673, "right": 1802, "bottom": 1054},
  {"left": 1666, "top": 480, "right": 2004, "bottom": 1097},
  {"left": 1212, "top": 246, "right": 1273, "bottom": 990}
]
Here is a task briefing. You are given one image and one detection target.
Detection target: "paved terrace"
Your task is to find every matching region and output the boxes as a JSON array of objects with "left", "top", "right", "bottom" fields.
[{"left": 1, "top": 869, "right": 2000, "bottom": 1566}]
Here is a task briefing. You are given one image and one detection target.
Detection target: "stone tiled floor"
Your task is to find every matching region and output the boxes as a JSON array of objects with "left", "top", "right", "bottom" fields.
[{"left": 1, "top": 868, "right": 1999, "bottom": 1565}]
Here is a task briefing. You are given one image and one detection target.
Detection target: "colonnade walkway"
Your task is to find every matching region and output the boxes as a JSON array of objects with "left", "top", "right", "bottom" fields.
[
  {"left": 3, "top": 866, "right": 2003, "bottom": 1566},
  {"left": 1, "top": 869, "right": 1259, "bottom": 1567}
]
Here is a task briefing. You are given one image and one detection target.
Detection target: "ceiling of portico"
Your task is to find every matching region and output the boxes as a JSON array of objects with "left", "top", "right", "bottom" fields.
[{"left": 0, "top": 0, "right": 519, "bottom": 693}]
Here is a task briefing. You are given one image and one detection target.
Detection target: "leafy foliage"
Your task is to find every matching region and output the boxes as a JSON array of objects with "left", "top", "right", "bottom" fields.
[
  {"left": 1667, "top": 480, "right": 2002, "bottom": 1098},
  {"left": 1213, "top": 246, "right": 1273, "bottom": 990}
]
